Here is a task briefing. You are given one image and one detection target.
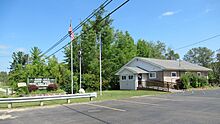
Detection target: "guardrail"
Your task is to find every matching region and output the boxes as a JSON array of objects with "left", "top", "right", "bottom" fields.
[{"left": 0, "top": 92, "right": 97, "bottom": 108}]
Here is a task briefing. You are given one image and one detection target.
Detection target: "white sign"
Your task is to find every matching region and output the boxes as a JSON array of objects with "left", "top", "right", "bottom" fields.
[{"left": 17, "top": 82, "right": 27, "bottom": 87}]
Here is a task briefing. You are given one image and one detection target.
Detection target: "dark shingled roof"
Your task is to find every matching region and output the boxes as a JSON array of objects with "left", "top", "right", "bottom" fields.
[{"left": 137, "top": 57, "right": 212, "bottom": 71}]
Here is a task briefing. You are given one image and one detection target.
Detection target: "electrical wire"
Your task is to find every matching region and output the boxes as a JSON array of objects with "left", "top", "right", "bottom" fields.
[
  {"left": 174, "top": 34, "right": 220, "bottom": 51},
  {"left": 45, "top": 0, "right": 130, "bottom": 59},
  {"left": 41, "top": 0, "right": 113, "bottom": 56}
]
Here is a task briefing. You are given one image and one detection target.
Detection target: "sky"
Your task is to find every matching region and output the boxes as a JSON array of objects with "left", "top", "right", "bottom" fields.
[{"left": 0, "top": 0, "right": 220, "bottom": 72}]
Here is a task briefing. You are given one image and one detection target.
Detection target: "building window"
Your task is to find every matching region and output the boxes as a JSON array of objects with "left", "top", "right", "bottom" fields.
[
  {"left": 171, "top": 72, "right": 177, "bottom": 77},
  {"left": 197, "top": 72, "right": 201, "bottom": 76},
  {"left": 122, "top": 76, "right": 126, "bottom": 80},
  {"left": 129, "top": 75, "right": 133, "bottom": 80},
  {"left": 149, "top": 72, "right": 156, "bottom": 79}
]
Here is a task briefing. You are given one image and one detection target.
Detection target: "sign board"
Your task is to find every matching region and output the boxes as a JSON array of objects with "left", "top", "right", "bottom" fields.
[
  {"left": 28, "top": 78, "right": 56, "bottom": 89},
  {"left": 17, "top": 82, "right": 27, "bottom": 87}
]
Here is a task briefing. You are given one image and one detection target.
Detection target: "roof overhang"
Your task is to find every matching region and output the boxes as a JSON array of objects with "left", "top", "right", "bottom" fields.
[{"left": 115, "top": 66, "right": 149, "bottom": 75}]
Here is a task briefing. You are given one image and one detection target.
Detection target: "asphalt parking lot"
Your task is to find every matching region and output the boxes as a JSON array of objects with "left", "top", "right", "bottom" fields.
[{"left": 1, "top": 89, "right": 220, "bottom": 124}]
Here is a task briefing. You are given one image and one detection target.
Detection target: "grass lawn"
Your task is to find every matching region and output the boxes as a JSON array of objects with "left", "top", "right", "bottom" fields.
[{"left": 0, "top": 90, "right": 166, "bottom": 109}]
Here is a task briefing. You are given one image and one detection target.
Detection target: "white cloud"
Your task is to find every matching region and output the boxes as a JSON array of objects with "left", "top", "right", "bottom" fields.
[
  {"left": 0, "top": 45, "right": 9, "bottom": 50},
  {"left": 162, "top": 11, "right": 175, "bottom": 16},
  {"left": 159, "top": 10, "right": 181, "bottom": 18},
  {"left": 16, "top": 48, "right": 26, "bottom": 52}
]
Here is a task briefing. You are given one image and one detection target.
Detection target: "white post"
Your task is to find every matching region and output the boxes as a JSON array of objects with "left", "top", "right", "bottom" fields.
[
  {"left": 71, "top": 40, "right": 73, "bottom": 94},
  {"left": 99, "top": 33, "right": 102, "bottom": 96},
  {"left": 79, "top": 49, "right": 82, "bottom": 89}
]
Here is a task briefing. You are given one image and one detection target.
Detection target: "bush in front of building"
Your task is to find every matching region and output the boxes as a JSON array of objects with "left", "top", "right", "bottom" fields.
[
  {"left": 28, "top": 85, "right": 38, "bottom": 92},
  {"left": 198, "top": 76, "right": 208, "bottom": 87},
  {"left": 180, "top": 73, "right": 208, "bottom": 89},
  {"left": 180, "top": 74, "right": 191, "bottom": 89},
  {"left": 47, "top": 84, "right": 58, "bottom": 91}
]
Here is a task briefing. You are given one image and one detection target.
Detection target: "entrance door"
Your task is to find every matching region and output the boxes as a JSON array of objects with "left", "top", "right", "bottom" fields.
[{"left": 138, "top": 74, "right": 143, "bottom": 88}]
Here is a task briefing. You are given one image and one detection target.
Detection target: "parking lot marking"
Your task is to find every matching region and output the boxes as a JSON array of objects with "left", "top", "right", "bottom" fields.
[
  {"left": 117, "top": 99, "right": 159, "bottom": 106},
  {"left": 143, "top": 97, "right": 183, "bottom": 101},
  {"left": 85, "top": 103, "right": 126, "bottom": 112}
]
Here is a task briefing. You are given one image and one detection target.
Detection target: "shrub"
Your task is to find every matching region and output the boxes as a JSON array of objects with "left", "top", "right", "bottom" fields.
[
  {"left": 180, "top": 72, "right": 209, "bottom": 89},
  {"left": 180, "top": 74, "right": 190, "bottom": 89},
  {"left": 190, "top": 74, "right": 199, "bottom": 88},
  {"left": 199, "top": 76, "right": 208, "bottom": 87},
  {"left": 47, "top": 83, "right": 58, "bottom": 91},
  {"left": 16, "top": 86, "right": 29, "bottom": 96},
  {"left": 82, "top": 74, "right": 99, "bottom": 91},
  {"left": 28, "top": 85, "right": 38, "bottom": 92}
]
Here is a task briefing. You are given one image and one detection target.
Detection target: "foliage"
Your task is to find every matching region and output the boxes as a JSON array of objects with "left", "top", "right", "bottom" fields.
[
  {"left": 199, "top": 76, "right": 208, "bottom": 87},
  {"left": 180, "top": 74, "right": 191, "bottom": 89},
  {"left": 82, "top": 74, "right": 99, "bottom": 91},
  {"left": 137, "top": 39, "right": 166, "bottom": 59},
  {"left": 47, "top": 84, "right": 58, "bottom": 91},
  {"left": 16, "top": 86, "right": 29, "bottom": 96},
  {"left": 209, "top": 51, "right": 220, "bottom": 85},
  {"left": 28, "top": 85, "right": 38, "bottom": 92},
  {"left": 30, "top": 89, "right": 65, "bottom": 95},
  {"left": 0, "top": 71, "right": 8, "bottom": 86},
  {"left": 180, "top": 72, "right": 208, "bottom": 89},
  {"left": 10, "top": 51, "right": 29, "bottom": 71},
  {"left": 183, "top": 47, "right": 214, "bottom": 67},
  {"left": 165, "top": 48, "right": 180, "bottom": 60}
]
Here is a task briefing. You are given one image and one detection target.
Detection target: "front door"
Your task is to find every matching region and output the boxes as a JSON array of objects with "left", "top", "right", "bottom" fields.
[{"left": 138, "top": 74, "right": 142, "bottom": 88}]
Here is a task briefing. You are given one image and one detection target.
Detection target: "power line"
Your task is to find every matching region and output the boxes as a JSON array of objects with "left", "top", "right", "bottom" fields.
[
  {"left": 41, "top": 0, "right": 113, "bottom": 56},
  {"left": 174, "top": 34, "right": 220, "bottom": 51},
  {"left": 46, "top": 0, "right": 130, "bottom": 59}
]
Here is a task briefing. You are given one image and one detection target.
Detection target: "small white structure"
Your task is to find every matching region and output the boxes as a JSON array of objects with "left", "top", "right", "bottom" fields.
[
  {"left": 115, "top": 57, "right": 211, "bottom": 90},
  {"left": 79, "top": 88, "right": 85, "bottom": 94}
]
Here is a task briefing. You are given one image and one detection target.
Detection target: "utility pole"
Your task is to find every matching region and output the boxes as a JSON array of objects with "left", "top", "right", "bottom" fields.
[
  {"left": 79, "top": 48, "right": 82, "bottom": 89},
  {"left": 99, "top": 33, "right": 102, "bottom": 96},
  {"left": 79, "top": 18, "right": 82, "bottom": 90}
]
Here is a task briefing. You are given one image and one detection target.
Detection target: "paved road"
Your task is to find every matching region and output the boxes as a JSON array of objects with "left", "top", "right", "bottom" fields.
[{"left": 1, "top": 89, "right": 220, "bottom": 124}]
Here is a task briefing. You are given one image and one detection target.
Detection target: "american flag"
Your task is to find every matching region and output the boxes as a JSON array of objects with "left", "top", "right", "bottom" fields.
[{"left": 68, "top": 22, "right": 74, "bottom": 41}]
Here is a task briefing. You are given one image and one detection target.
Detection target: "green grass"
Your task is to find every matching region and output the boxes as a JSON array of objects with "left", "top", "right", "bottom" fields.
[
  {"left": 0, "top": 90, "right": 166, "bottom": 109},
  {"left": 0, "top": 91, "right": 5, "bottom": 96}
]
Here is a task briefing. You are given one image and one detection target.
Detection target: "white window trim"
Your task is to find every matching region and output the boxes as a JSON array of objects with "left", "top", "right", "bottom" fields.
[
  {"left": 171, "top": 72, "right": 177, "bottom": 77},
  {"left": 128, "top": 75, "right": 133, "bottom": 80},
  {"left": 149, "top": 72, "right": 156, "bottom": 79},
  {"left": 122, "top": 76, "right": 126, "bottom": 80},
  {"left": 197, "top": 72, "right": 201, "bottom": 76}
]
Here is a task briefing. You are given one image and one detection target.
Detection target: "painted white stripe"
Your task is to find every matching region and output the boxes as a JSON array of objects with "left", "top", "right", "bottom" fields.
[
  {"left": 85, "top": 103, "right": 126, "bottom": 112},
  {"left": 144, "top": 97, "right": 183, "bottom": 101},
  {"left": 117, "top": 99, "right": 159, "bottom": 106}
]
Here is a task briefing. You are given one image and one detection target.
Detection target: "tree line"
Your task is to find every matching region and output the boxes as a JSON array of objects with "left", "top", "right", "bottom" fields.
[{"left": 2, "top": 8, "right": 220, "bottom": 92}]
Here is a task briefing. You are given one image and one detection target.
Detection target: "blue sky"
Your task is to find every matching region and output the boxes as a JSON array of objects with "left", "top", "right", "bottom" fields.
[{"left": 0, "top": 0, "right": 220, "bottom": 72}]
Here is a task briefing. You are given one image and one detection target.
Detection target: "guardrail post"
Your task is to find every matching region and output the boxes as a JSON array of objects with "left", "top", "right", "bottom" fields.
[
  {"left": 90, "top": 97, "right": 93, "bottom": 101},
  {"left": 40, "top": 101, "right": 44, "bottom": 106},
  {"left": 67, "top": 99, "right": 71, "bottom": 104},
  {"left": 8, "top": 103, "right": 12, "bottom": 109}
]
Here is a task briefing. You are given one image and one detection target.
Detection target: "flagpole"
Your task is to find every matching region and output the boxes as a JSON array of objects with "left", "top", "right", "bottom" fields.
[
  {"left": 99, "top": 33, "right": 102, "bottom": 96},
  {"left": 71, "top": 36, "right": 73, "bottom": 94},
  {"left": 69, "top": 19, "right": 74, "bottom": 94}
]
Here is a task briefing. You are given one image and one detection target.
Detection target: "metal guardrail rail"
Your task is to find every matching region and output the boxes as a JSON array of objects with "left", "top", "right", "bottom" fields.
[{"left": 0, "top": 92, "right": 97, "bottom": 108}]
